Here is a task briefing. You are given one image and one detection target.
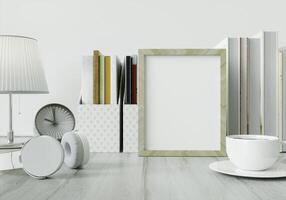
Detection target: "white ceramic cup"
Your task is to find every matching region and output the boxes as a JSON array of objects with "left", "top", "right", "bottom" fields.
[{"left": 226, "top": 135, "right": 280, "bottom": 171}]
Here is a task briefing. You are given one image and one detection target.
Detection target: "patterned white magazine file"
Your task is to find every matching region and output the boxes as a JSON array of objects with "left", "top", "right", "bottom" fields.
[
  {"left": 77, "top": 105, "right": 119, "bottom": 152},
  {"left": 123, "top": 105, "right": 138, "bottom": 152}
]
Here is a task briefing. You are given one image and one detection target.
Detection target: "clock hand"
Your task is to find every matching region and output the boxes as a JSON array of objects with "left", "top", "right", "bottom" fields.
[
  {"left": 52, "top": 107, "right": 56, "bottom": 122},
  {"left": 45, "top": 118, "right": 58, "bottom": 126},
  {"left": 44, "top": 118, "right": 54, "bottom": 123}
]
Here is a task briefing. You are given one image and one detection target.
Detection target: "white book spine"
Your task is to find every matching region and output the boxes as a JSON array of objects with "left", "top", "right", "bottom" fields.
[
  {"left": 240, "top": 38, "right": 248, "bottom": 134},
  {"left": 229, "top": 38, "right": 241, "bottom": 135},
  {"left": 111, "top": 55, "right": 118, "bottom": 105},
  {"left": 81, "top": 56, "right": 93, "bottom": 104},
  {"left": 100, "top": 55, "right": 105, "bottom": 104},
  {"left": 279, "top": 48, "right": 286, "bottom": 151},
  {"left": 264, "top": 32, "right": 278, "bottom": 136},
  {"left": 278, "top": 49, "right": 283, "bottom": 151},
  {"left": 258, "top": 32, "right": 265, "bottom": 135},
  {"left": 248, "top": 38, "right": 261, "bottom": 134}
]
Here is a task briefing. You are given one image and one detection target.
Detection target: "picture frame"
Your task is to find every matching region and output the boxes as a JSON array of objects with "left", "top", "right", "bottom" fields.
[{"left": 138, "top": 49, "right": 227, "bottom": 156}]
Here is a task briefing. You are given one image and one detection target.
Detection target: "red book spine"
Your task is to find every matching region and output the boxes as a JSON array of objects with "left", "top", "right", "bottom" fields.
[{"left": 131, "top": 56, "right": 137, "bottom": 104}]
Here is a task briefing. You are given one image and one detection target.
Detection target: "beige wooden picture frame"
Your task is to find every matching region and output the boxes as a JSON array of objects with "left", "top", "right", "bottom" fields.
[{"left": 138, "top": 49, "right": 227, "bottom": 156}]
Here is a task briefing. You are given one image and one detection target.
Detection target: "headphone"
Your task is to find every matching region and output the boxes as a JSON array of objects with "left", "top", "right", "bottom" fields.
[{"left": 19, "top": 131, "right": 89, "bottom": 179}]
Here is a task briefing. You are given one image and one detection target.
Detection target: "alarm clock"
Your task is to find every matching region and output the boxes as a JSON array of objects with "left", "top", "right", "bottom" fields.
[{"left": 35, "top": 104, "right": 75, "bottom": 140}]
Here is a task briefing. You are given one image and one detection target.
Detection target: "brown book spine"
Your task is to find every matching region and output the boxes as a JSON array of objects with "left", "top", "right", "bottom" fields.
[
  {"left": 104, "top": 56, "right": 111, "bottom": 104},
  {"left": 93, "top": 50, "right": 100, "bottom": 104},
  {"left": 131, "top": 56, "right": 137, "bottom": 104}
]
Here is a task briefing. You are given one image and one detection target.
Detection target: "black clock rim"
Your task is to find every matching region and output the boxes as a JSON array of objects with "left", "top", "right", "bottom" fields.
[{"left": 34, "top": 103, "right": 76, "bottom": 136}]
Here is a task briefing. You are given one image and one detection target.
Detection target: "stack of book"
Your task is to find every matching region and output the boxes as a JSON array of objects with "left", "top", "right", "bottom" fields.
[
  {"left": 215, "top": 31, "right": 279, "bottom": 137},
  {"left": 80, "top": 50, "right": 137, "bottom": 105}
]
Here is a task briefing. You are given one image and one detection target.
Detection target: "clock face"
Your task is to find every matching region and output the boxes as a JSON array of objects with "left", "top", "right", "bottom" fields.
[{"left": 35, "top": 104, "right": 75, "bottom": 140}]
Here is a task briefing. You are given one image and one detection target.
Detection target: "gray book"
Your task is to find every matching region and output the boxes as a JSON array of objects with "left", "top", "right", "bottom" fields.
[
  {"left": 252, "top": 31, "right": 278, "bottom": 136},
  {"left": 279, "top": 48, "right": 286, "bottom": 151},
  {"left": 248, "top": 38, "right": 261, "bottom": 134},
  {"left": 240, "top": 38, "right": 248, "bottom": 134}
]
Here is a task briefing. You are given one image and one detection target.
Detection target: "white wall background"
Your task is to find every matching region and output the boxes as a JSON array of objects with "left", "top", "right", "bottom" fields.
[{"left": 0, "top": 0, "right": 286, "bottom": 136}]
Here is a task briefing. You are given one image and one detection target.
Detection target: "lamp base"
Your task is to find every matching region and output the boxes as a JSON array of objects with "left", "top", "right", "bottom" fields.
[
  {"left": 0, "top": 136, "right": 31, "bottom": 150},
  {"left": 0, "top": 143, "right": 24, "bottom": 149}
]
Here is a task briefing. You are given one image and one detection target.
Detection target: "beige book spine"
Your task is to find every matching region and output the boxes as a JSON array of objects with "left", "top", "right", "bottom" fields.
[
  {"left": 105, "top": 56, "right": 111, "bottom": 104},
  {"left": 93, "top": 50, "right": 100, "bottom": 104}
]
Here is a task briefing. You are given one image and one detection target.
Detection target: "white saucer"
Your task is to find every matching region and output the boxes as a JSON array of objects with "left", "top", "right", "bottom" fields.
[{"left": 209, "top": 160, "right": 286, "bottom": 178}]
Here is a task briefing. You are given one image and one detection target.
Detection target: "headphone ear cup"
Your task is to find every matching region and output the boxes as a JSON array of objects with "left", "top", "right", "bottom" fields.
[
  {"left": 21, "top": 136, "right": 64, "bottom": 179},
  {"left": 77, "top": 133, "right": 90, "bottom": 167},
  {"left": 61, "top": 131, "right": 90, "bottom": 169}
]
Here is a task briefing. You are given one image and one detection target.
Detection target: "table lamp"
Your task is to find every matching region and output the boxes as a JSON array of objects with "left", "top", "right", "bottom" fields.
[{"left": 0, "top": 35, "right": 49, "bottom": 149}]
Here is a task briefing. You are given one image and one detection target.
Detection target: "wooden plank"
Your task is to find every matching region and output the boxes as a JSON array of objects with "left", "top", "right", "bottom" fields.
[{"left": 45, "top": 153, "right": 144, "bottom": 200}]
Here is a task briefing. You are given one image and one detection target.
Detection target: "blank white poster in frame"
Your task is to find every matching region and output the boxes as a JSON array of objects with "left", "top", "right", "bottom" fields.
[{"left": 138, "top": 49, "right": 227, "bottom": 156}]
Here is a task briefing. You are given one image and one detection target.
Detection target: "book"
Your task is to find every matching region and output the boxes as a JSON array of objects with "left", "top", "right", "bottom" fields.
[
  {"left": 93, "top": 50, "right": 100, "bottom": 104},
  {"left": 252, "top": 31, "right": 278, "bottom": 136},
  {"left": 111, "top": 55, "right": 121, "bottom": 104},
  {"left": 99, "top": 55, "right": 105, "bottom": 104},
  {"left": 104, "top": 56, "right": 111, "bottom": 104},
  {"left": 215, "top": 38, "right": 240, "bottom": 135},
  {"left": 240, "top": 38, "right": 248, "bottom": 134},
  {"left": 248, "top": 38, "right": 261, "bottom": 134},
  {"left": 216, "top": 37, "right": 264, "bottom": 135},
  {"left": 116, "top": 58, "right": 122, "bottom": 104},
  {"left": 118, "top": 64, "right": 126, "bottom": 152},
  {"left": 119, "top": 63, "right": 126, "bottom": 105},
  {"left": 131, "top": 55, "right": 137, "bottom": 104},
  {"left": 81, "top": 56, "right": 93, "bottom": 104},
  {"left": 279, "top": 48, "right": 285, "bottom": 151},
  {"left": 125, "top": 56, "right": 132, "bottom": 104}
]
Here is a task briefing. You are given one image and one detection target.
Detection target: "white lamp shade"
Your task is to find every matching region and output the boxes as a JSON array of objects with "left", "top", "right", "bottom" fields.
[{"left": 0, "top": 35, "right": 49, "bottom": 94}]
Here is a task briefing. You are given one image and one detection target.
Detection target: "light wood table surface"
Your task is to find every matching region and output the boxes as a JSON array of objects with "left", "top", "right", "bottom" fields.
[{"left": 1, "top": 153, "right": 286, "bottom": 200}]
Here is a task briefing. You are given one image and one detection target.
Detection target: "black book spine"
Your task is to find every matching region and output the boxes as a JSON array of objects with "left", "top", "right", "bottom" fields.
[
  {"left": 119, "top": 65, "right": 125, "bottom": 152},
  {"left": 120, "top": 102, "right": 123, "bottom": 152},
  {"left": 125, "top": 56, "right": 132, "bottom": 104},
  {"left": 116, "top": 59, "right": 122, "bottom": 104}
]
